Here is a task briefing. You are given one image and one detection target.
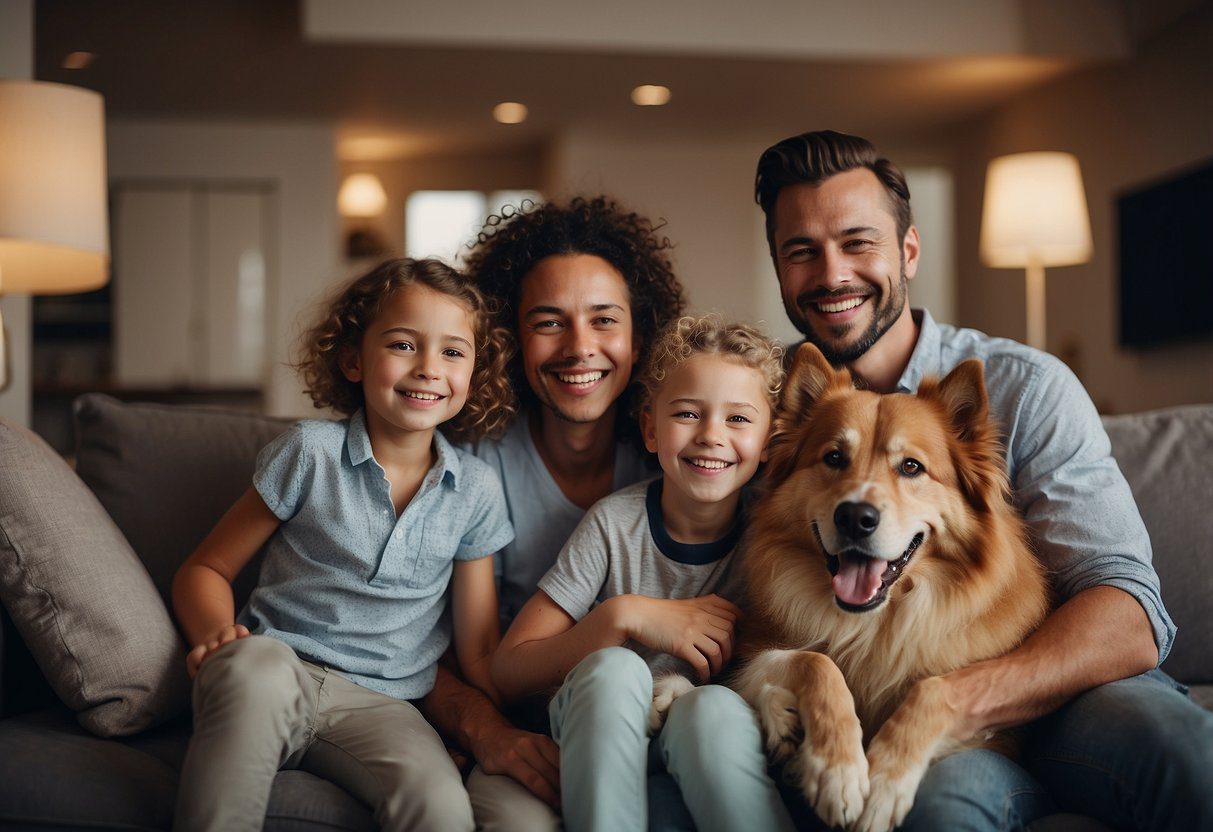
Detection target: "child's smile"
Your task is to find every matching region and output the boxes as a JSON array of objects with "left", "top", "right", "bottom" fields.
[
  {"left": 643, "top": 353, "right": 772, "bottom": 536},
  {"left": 343, "top": 283, "right": 477, "bottom": 443}
]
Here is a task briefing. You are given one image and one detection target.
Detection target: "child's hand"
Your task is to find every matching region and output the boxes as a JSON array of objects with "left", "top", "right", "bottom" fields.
[
  {"left": 621, "top": 594, "right": 741, "bottom": 682},
  {"left": 185, "top": 624, "right": 251, "bottom": 679}
]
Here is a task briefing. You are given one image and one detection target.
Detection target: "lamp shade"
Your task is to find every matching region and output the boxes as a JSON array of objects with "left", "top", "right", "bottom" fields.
[
  {"left": 979, "top": 151, "right": 1092, "bottom": 269},
  {"left": 338, "top": 173, "right": 388, "bottom": 218},
  {"left": 0, "top": 81, "right": 109, "bottom": 294}
]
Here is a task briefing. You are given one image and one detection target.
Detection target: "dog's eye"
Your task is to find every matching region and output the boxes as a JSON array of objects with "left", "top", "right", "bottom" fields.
[
  {"left": 899, "top": 458, "right": 924, "bottom": 477},
  {"left": 824, "top": 449, "right": 847, "bottom": 469}
]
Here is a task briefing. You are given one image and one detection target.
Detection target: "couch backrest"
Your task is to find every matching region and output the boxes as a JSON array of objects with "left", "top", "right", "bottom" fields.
[
  {"left": 72, "top": 394, "right": 295, "bottom": 610},
  {"left": 1102, "top": 405, "right": 1213, "bottom": 684}
]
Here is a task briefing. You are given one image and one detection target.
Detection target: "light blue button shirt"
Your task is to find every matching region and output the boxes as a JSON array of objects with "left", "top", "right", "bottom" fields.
[
  {"left": 239, "top": 410, "right": 514, "bottom": 699},
  {"left": 896, "top": 309, "right": 1176, "bottom": 661}
]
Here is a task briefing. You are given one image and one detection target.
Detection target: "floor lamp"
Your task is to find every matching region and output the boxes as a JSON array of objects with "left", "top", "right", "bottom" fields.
[
  {"left": 979, "top": 151, "right": 1092, "bottom": 352},
  {"left": 0, "top": 81, "right": 110, "bottom": 391}
]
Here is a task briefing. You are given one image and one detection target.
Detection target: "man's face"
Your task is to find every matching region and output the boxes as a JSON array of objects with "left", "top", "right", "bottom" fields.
[
  {"left": 517, "top": 253, "right": 639, "bottom": 424},
  {"left": 771, "top": 168, "right": 919, "bottom": 365}
]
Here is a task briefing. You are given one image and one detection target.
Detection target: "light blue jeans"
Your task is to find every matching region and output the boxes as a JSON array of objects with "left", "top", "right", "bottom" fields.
[
  {"left": 781, "top": 669, "right": 1213, "bottom": 832},
  {"left": 549, "top": 647, "right": 793, "bottom": 832}
]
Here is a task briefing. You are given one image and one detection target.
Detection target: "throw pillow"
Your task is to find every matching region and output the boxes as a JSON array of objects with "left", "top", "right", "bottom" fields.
[{"left": 0, "top": 417, "right": 189, "bottom": 736}]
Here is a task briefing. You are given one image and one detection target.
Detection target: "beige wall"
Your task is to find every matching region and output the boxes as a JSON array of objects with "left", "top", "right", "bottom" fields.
[
  {"left": 107, "top": 120, "right": 341, "bottom": 417},
  {"left": 954, "top": 5, "right": 1213, "bottom": 413}
]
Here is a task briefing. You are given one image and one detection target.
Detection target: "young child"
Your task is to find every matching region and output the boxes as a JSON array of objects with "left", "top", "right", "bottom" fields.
[
  {"left": 492, "top": 314, "right": 794, "bottom": 832},
  {"left": 171, "top": 258, "right": 516, "bottom": 832}
]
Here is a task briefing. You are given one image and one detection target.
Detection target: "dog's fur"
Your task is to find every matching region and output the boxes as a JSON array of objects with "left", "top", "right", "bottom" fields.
[{"left": 730, "top": 343, "right": 1050, "bottom": 831}]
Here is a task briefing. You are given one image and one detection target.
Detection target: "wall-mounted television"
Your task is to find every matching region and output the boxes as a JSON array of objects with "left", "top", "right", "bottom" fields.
[{"left": 1117, "top": 159, "right": 1213, "bottom": 348}]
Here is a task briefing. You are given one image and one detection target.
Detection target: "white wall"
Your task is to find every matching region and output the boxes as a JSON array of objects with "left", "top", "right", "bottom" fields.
[
  {"left": 953, "top": 5, "right": 1213, "bottom": 413},
  {"left": 0, "top": 0, "right": 33, "bottom": 426},
  {"left": 107, "top": 120, "right": 341, "bottom": 417}
]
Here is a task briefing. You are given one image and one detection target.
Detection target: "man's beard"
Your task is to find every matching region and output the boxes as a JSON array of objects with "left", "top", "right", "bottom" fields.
[{"left": 785, "top": 262, "right": 908, "bottom": 366}]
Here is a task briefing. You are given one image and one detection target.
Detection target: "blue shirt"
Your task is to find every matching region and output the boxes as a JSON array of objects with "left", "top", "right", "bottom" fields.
[
  {"left": 239, "top": 410, "right": 514, "bottom": 700},
  {"left": 468, "top": 412, "right": 655, "bottom": 629},
  {"left": 894, "top": 309, "right": 1176, "bottom": 661}
]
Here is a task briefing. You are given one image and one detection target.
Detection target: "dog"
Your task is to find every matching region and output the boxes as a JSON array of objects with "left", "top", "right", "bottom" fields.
[{"left": 728, "top": 342, "right": 1050, "bottom": 832}]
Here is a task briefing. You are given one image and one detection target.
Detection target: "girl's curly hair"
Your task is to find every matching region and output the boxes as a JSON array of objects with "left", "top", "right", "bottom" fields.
[
  {"left": 293, "top": 257, "right": 516, "bottom": 443},
  {"left": 637, "top": 314, "right": 785, "bottom": 416},
  {"left": 464, "top": 195, "right": 687, "bottom": 439}
]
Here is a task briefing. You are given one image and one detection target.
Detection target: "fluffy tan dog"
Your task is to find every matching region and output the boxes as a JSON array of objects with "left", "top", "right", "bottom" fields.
[{"left": 733, "top": 342, "right": 1049, "bottom": 832}]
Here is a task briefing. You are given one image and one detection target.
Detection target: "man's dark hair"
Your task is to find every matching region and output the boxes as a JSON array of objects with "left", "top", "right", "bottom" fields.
[
  {"left": 464, "top": 195, "right": 687, "bottom": 438},
  {"left": 754, "top": 130, "right": 913, "bottom": 254}
]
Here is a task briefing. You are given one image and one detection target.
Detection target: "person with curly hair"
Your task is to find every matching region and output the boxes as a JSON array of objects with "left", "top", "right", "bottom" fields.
[
  {"left": 172, "top": 258, "right": 516, "bottom": 832},
  {"left": 418, "top": 197, "right": 692, "bottom": 831}
]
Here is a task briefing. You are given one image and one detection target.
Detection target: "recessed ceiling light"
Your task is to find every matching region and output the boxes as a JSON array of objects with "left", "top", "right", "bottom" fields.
[
  {"left": 493, "top": 102, "right": 528, "bottom": 124},
  {"left": 62, "top": 52, "right": 96, "bottom": 70},
  {"left": 631, "top": 85, "right": 671, "bottom": 106}
]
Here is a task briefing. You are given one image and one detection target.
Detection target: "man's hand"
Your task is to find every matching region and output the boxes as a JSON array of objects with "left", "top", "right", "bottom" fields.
[
  {"left": 185, "top": 623, "right": 250, "bottom": 678},
  {"left": 471, "top": 723, "right": 561, "bottom": 808},
  {"left": 619, "top": 594, "right": 741, "bottom": 682}
]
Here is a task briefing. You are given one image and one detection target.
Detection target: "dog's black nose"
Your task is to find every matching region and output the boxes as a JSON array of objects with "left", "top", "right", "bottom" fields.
[{"left": 835, "top": 502, "right": 880, "bottom": 539}]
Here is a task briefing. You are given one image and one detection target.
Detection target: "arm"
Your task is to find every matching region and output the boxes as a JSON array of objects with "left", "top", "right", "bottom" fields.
[
  {"left": 937, "top": 354, "right": 1164, "bottom": 739},
  {"left": 171, "top": 485, "right": 280, "bottom": 677},
  {"left": 492, "top": 589, "right": 742, "bottom": 699},
  {"left": 419, "top": 662, "right": 562, "bottom": 807},
  {"left": 940, "top": 584, "right": 1157, "bottom": 739},
  {"left": 451, "top": 556, "right": 502, "bottom": 706}
]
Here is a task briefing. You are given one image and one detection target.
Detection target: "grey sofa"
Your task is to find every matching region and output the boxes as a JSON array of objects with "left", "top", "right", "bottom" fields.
[{"left": 1, "top": 394, "right": 1210, "bottom": 831}]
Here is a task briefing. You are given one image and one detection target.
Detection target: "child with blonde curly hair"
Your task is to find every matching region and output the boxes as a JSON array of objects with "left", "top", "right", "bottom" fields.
[
  {"left": 172, "top": 258, "right": 516, "bottom": 832},
  {"left": 493, "top": 313, "right": 793, "bottom": 832}
]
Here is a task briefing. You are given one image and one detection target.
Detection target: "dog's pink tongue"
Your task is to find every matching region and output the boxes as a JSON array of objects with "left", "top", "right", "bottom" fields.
[{"left": 833, "top": 556, "right": 885, "bottom": 605}]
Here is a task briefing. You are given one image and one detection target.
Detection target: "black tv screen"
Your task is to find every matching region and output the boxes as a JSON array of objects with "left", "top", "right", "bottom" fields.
[{"left": 1118, "top": 159, "right": 1213, "bottom": 348}]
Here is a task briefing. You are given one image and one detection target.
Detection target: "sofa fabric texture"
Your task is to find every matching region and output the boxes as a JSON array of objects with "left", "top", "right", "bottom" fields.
[{"left": 0, "top": 395, "right": 1209, "bottom": 830}]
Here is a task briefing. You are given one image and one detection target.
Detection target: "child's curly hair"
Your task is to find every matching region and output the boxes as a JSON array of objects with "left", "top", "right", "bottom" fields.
[
  {"left": 464, "top": 195, "right": 687, "bottom": 439},
  {"left": 637, "top": 314, "right": 785, "bottom": 415},
  {"left": 294, "top": 257, "right": 516, "bottom": 442}
]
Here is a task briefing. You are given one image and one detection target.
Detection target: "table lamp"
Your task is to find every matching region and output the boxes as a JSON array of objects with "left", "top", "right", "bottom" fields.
[
  {"left": 979, "top": 151, "right": 1092, "bottom": 352},
  {"left": 0, "top": 80, "right": 109, "bottom": 391}
]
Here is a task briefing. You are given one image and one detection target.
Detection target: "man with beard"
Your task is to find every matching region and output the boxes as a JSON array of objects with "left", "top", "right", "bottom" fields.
[{"left": 756, "top": 129, "right": 1210, "bottom": 831}]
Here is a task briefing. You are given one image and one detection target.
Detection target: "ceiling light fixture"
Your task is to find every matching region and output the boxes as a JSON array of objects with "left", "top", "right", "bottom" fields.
[
  {"left": 631, "top": 85, "right": 671, "bottom": 106},
  {"left": 493, "top": 102, "right": 528, "bottom": 124},
  {"left": 62, "top": 52, "right": 96, "bottom": 70}
]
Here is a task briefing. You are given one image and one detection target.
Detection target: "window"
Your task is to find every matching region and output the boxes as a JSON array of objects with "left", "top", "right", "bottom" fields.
[{"left": 405, "top": 190, "right": 542, "bottom": 265}]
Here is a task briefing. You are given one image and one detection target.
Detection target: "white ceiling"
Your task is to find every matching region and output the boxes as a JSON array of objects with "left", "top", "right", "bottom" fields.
[{"left": 33, "top": 0, "right": 1183, "bottom": 161}]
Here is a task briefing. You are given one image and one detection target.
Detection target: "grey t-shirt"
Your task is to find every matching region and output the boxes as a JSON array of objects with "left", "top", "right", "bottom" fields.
[
  {"left": 539, "top": 478, "right": 744, "bottom": 676},
  {"left": 469, "top": 413, "right": 654, "bottom": 629}
]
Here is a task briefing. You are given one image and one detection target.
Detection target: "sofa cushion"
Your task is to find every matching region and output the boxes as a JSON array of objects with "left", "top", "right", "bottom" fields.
[
  {"left": 0, "top": 417, "right": 188, "bottom": 736},
  {"left": 73, "top": 394, "right": 293, "bottom": 611},
  {"left": 0, "top": 707, "right": 375, "bottom": 831},
  {"left": 1103, "top": 405, "right": 1213, "bottom": 684}
]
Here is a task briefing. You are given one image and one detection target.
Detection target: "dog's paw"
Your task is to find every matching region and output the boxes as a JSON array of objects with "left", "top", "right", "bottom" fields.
[
  {"left": 797, "top": 738, "right": 869, "bottom": 829},
  {"left": 648, "top": 673, "right": 695, "bottom": 734},
  {"left": 851, "top": 770, "right": 918, "bottom": 832},
  {"left": 755, "top": 683, "right": 803, "bottom": 763}
]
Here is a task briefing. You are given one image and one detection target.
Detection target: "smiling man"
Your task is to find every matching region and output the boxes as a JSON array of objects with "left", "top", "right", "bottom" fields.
[{"left": 757, "top": 130, "right": 1211, "bottom": 831}]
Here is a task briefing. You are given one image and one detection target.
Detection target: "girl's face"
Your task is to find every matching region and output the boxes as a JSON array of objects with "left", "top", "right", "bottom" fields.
[
  {"left": 342, "top": 283, "right": 477, "bottom": 443},
  {"left": 641, "top": 353, "right": 772, "bottom": 508},
  {"left": 516, "top": 254, "right": 638, "bottom": 425}
]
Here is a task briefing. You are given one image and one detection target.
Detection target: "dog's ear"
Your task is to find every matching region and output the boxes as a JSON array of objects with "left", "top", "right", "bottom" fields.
[
  {"left": 777, "top": 343, "right": 850, "bottom": 427},
  {"left": 933, "top": 359, "right": 989, "bottom": 442},
  {"left": 927, "top": 359, "right": 1008, "bottom": 512}
]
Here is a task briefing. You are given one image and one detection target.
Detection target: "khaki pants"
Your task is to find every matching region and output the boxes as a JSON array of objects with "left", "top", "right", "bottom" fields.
[{"left": 174, "top": 635, "right": 473, "bottom": 832}]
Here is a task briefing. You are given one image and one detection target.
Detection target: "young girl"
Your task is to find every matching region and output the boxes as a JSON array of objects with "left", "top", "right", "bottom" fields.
[
  {"left": 171, "top": 258, "right": 515, "bottom": 832},
  {"left": 492, "top": 314, "right": 794, "bottom": 832}
]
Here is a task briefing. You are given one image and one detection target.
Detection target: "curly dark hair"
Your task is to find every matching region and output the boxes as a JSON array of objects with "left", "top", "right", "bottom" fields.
[
  {"left": 293, "top": 257, "right": 516, "bottom": 443},
  {"left": 464, "top": 196, "right": 687, "bottom": 439}
]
